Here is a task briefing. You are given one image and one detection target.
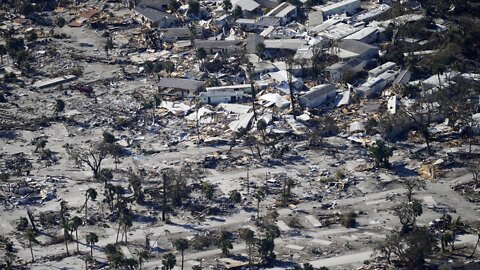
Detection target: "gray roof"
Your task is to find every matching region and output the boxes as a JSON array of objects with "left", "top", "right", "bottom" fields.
[
  {"left": 266, "top": 2, "right": 296, "bottom": 18},
  {"left": 195, "top": 39, "right": 245, "bottom": 49},
  {"left": 256, "top": 16, "right": 281, "bottom": 27},
  {"left": 160, "top": 27, "right": 202, "bottom": 39},
  {"left": 232, "top": 0, "right": 260, "bottom": 12},
  {"left": 159, "top": 78, "right": 205, "bottom": 91},
  {"left": 339, "top": 39, "right": 377, "bottom": 55},
  {"left": 301, "top": 84, "right": 336, "bottom": 101},
  {"left": 264, "top": 39, "right": 307, "bottom": 50},
  {"left": 134, "top": 2, "right": 176, "bottom": 23},
  {"left": 235, "top": 16, "right": 280, "bottom": 28}
]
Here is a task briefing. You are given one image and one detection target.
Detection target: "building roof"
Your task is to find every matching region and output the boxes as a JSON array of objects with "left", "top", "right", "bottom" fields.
[
  {"left": 309, "top": 16, "right": 344, "bottom": 32},
  {"left": 236, "top": 18, "right": 256, "bottom": 24},
  {"left": 264, "top": 39, "right": 307, "bottom": 50},
  {"left": 232, "top": 0, "right": 260, "bottom": 12},
  {"left": 301, "top": 84, "right": 336, "bottom": 101},
  {"left": 79, "top": 9, "right": 100, "bottom": 19},
  {"left": 339, "top": 39, "right": 377, "bottom": 55},
  {"left": 195, "top": 39, "right": 245, "bottom": 49},
  {"left": 343, "top": 26, "right": 379, "bottom": 41},
  {"left": 320, "top": 22, "right": 361, "bottom": 40},
  {"left": 422, "top": 72, "right": 460, "bottom": 88},
  {"left": 134, "top": 3, "right": 176, "bottom": 23},
  {"left": 393, "top": 70, "right": 412, "bottom": 85},
  {"left": 158, "top": 78, "right": 205, "bottom": 91},
  {"left": 369, "top": 62, "right": 396, "bottom": 76},
  {"left": 321, "top": 0, "right": 360, "bottom": 13},
  {"left": 206, "top": 84, "right": 250, "bottom": 92},
  {"left": 256, "top": 16, "right": 281, "bottom": 27},
  {"left": 266, "top": 2, "right": 296, "bottom": 18},
  {"left": 160, "top": 27, "right": 201, "bottom": 39}
]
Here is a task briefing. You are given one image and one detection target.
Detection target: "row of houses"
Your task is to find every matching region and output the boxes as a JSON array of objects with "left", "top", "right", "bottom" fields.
[{"left": 136, "top": 0, "right": 438, "bottom": 110}]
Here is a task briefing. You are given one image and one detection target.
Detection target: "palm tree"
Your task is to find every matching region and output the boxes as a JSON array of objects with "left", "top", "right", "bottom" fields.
[
  {"left": 136, "top": 249, "right": 150, "bottom": 270},
  {"left": 432, "top": 64, "right": 445, "bottom": 90},
  {"left": 222, "top": 0, "right": 232, "bottom": 11},
  {"left": 217, "top": 231, "right": 233, "bottom": 256},
  {"left": 196, "top": 48, "right": 207, "bottom": 72},
  {"left": 0, "top": 44, "right": 6, "bottom": 65},
  {"left": 104, "top": 37, "right": 114, "bottom": 58},
  {"left": 83, "top": 188, "right": 97, "bottom": 221},
  {"left": 70, "top": 216, "right": 82, "bottom": 252},
  {"left": 256, "top": 119, "right": 267, "bottom": 145},
  {"left": 105, "top": 244, "right": 124, "bottom": 269},
  {"left": 116, "top": 205, "right": 128, "bottom": 244},
  {"left": 54, "top": 99, "right": 65, "bottom": 116},
  {"left": 255, "top": 187, "right": 265, "bottom": 220},
  {"left": 246, "top": 63, "right": 258, "bottom": 120},
  {"left": 24, "top": 228, "right": 36, "bottom": 262},
  {"left": 62, "top": 220, "right": 71, "bottom": 256},
  {"left": 124, "top": 258, "right": 139, "bottom": 269},
  {"left": 239, "top": 228, "right": 255, "bottom": 267},
  {"left": 470, "top": 226, "right": 480, "bottom": 257},
  {"left": 122, "top": 213, "right": 133, "bottom": 244},
  {"left": 194, "top": 97, "right": 201, "bottom": 146},
  {"left": 286, "top": 57, "right": 297, "bottom": 118},
  {"left": 283, "top": 178, "right": 295, "bottom": 199},
  {"left": 162, "top": 253, "right": 176, "bottom": 270},
  {"left": 161, "top": 171, "right": 169, "bottom": 222},
  {"left": 86, "top": 232, "right": 99, "bottom": 256},
  {"left": 173, "top": 238, "right": 189, "bottom": 270}
]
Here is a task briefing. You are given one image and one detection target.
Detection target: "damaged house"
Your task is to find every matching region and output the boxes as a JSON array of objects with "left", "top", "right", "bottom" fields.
[
  {"left": 299, "top": 83, "right": 337, "bottom": 108},
  {"left": 332, "top": 39, "right": 379, "bottom": 61},
  {"left": 134, "top": 0, "right": 177, "bottom": 28},
  {"left": 325, "top": 58, "right": 365, "bottom": 82},
  {"left": 320, "top": 0, "right": 362, "bottom": 18},
  {"left": 158, "top": 78, "right": 206, "bottom": 97},
  {"left": 199, "top": 85, "right": 247, "bottom": 105},
  {"left": 265, "top": 2, "right": 297, "bottom": 25},
  {"left": 194, "top": 39, "right": 246, "bottom": 54}
]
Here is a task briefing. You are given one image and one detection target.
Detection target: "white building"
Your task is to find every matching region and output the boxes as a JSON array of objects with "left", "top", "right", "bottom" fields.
[
  {"left": 199, "top": 86, "right": 246, "bottom": 104},
  {"left": 343, "top": 26, "right": 382, "bottom": 44},
  {"left": 368, "top": 62, "right": 396, "bottom": 78},
  {"left": 299, "top": 84, "right": 337, "bottom": 108},
  {"left": 355, "top": 77, "right": 387, "bottom": 98},
  {"left": 320, "top": 0, "right": 361, "bottom": 18},
  {"left": 265, "top": 2, "right": 297, "bottom": 25}
]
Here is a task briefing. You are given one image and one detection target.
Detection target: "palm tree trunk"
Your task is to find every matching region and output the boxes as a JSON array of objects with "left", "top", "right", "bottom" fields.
[
  {"left": 84, "top": 196, "right": 88, "bottom": 220},
  {"left": 441, "top": 234, "right": 446, "bottom": 252},
  {"left": 257, "top": 198, "right": 260, "bottom": 220},
  {"left": 162, "top": 173, "right": 167, "bottom": 222},
  {"left": 29, "top": 239, "right": 34, "bottom": 262},
  {"left": 124, "top": 226, "right": 128, "bottom": 244},
  {"left": 116, "top": 222, "right": 122, "bottom": 244},
  {"left": 248, "top": 244, "right": 252, "bottom": 267},
  {"left": 452, "top": 233, "right": 456, "bottom": 252},
  {"left": 65, "top": 233, "right": 69, "bottom": 256},
  {"left": 181, "top": 251, "right": 184, "bottom": 270},
  {"left": 470, "top": 234, "right": 480, "bottom": 257},
  {"left": 90, "top": 244, "right": 93, "bottom": 256},
  {"left": 76, "top": 230, "right": 79, "bottom": 252}
]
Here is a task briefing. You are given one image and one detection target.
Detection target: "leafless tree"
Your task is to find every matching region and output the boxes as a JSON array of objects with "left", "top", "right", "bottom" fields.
[
  {"left": 401, "top": 96, "right": 440, "bottom": 156},
  {"left": 66, "top": 142, "right": 110, "bottom": 179}
]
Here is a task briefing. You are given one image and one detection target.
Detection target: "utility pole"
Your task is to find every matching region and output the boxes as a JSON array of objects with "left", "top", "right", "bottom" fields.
[
  {"left": 246, "top": 167, "right": 250, "bottom": 196},
  {"left": 162, "top": 172, "right": 167, "bottom": 222}
]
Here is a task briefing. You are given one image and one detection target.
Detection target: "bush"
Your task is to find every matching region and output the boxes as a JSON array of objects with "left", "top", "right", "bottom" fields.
[
  {"left": 341, "top": 212, "right": 357, "bottom": 228},
  {"left": 16, "top": 217, "right": 29, "bottom": 231},
  {"left": 103, "top": 131, "right": 116, "bottom": 144}
]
